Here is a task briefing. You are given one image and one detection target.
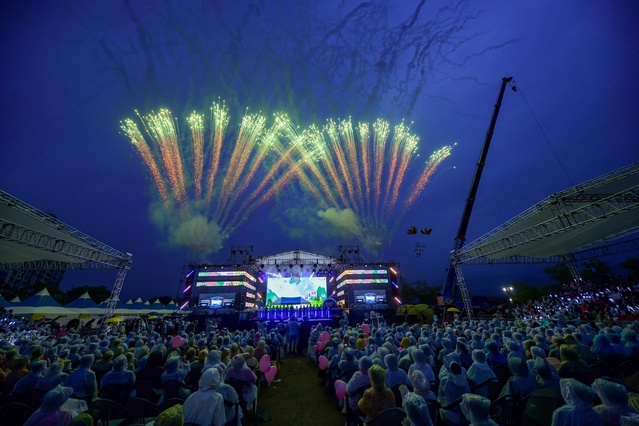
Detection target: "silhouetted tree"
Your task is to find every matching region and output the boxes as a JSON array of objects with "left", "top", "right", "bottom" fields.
[{"left": 620, "top": 256, "right": 639, "bottom": 281}]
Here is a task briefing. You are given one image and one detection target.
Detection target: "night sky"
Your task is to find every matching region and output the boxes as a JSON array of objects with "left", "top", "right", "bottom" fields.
[{"left": 2, "top": 1, "right": 638, "bottom": 302}]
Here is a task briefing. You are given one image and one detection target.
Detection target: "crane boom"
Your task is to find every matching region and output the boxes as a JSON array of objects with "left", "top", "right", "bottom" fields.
[{"left": 442, "top": 76, "right": 513, "bottom": 300}]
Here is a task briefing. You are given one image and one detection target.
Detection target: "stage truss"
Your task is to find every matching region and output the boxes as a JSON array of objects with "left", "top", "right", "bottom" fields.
[
  {"left": 0, "top": 190, "right": 132, "bottom": 319},
  {"left": 452, "top": 162, "right": 639, "bottom": 299}
]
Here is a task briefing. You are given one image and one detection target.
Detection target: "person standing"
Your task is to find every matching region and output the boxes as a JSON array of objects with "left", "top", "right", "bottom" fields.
[{"left": 287, "top": 317, "right": 300, "bottom": 355}]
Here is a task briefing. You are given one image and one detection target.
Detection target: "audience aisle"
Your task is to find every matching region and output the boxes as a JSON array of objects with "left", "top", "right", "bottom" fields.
[{"left": 257, "top": 355, "right": 345, "bottom": 426}]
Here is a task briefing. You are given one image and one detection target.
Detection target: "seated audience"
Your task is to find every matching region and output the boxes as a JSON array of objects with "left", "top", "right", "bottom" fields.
[
  {"left": 358, "top": 364, "right": 396, "bottom": 421},
  {"left": 183, "top": 368, "right": 226, "bottom": 426}
]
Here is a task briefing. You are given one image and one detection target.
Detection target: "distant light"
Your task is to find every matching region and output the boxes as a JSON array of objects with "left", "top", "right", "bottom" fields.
[
  {"left": 394, "top": 297, "right": 402, "bottom": 304},
  {"left": 186, "top": 270, "right": 195, "bottom": 277},
  {"left": 180, "top": 301, "right": 189, "bottom": 309},
  {"left": 390, "top": 267, "right": 397, "bottom": 275},
  {"left": 182, "top": 285, "right": 191, "bottom": 294}
]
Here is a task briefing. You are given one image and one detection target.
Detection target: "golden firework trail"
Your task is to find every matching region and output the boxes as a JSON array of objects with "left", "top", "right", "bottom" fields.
[
  {"left": 294, "top": 118, "right": 453, "bottom": 236},
  {"left": 120, "top": 102, "right": 299, "bottom": 236}
]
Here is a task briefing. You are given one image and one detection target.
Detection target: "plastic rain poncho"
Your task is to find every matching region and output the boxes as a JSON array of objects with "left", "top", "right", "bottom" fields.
[
  {"left": 183, "top": 368, "right": 226, "bottom": 426},
  {"left": 385, "top": 353, "right": 411, "bottom": 388},
  {"left": 403, "top": 392, "right": 433, "bottom": 426},
  {"left": 460, "top": 393, "right": 498, "bottom": 426},
  {"left": 467, "top": 349, "right": 496, "bottom": 395},
  {"left": 551, "top": 378, "right": 603, "bottom": 426},
  {"left": 592, "top": 378, "right": 638, "bottom": 426},
  {"left": 24, "top": 385, "right": 74, "bottom": 426}
]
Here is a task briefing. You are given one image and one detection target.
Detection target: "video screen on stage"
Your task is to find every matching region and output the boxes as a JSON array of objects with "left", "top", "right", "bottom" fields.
[
  {"left": 353, "top": 289, "right": 386, "bottom": 305},
  {"left": 266, "top": 276, "right": 327, "bottom": 306},
  {"left": 199, "top": 292, "right": 236, "bottom": 309}
]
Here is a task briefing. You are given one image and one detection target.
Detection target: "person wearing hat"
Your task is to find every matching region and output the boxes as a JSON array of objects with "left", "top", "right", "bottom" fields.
[
  {"left": 24, "top": 385, "right": 74, "bottom": 426},
  {"left": 183, "top": 368, "right": 226, "bottom": 426},
  {"left": 358, "top": 364, "right": 396, "bottom": 421}
]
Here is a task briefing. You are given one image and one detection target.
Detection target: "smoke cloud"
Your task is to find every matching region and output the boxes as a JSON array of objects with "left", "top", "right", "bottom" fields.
[
  {"left": 150, "top": 203, "right": 226, "bottom": 257},
  {"left": 316, "top": 208, "right": 363, "bottom": 238}
]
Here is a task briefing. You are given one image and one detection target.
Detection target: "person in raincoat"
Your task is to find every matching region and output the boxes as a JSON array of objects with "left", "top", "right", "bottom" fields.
[
  {"left": 408, "top": 349, "right": 435, "bottom": 384},
  {"left": 402, "top": 391, "right": 433, "bottom": 426},
  {"left": 551, "top": 378, "right": 603, "bottom": 426},
  {"left": 182, "top": 368, "right": 226, "bottom": 426},
  {"left": 24, "top": 385, "right": 74, "bottom": 426},
  {"left": 358, "top": 364, "right": 396, "bottom": 421},
  {"left": 384, "top": 353, "right": 411, "bottom": 388},
  {"left": 466, "top": 349, "right": 496, "bottom": 398},
  {"left": 64, "top": 354, "right": 97, "bottom": 402},
  {"left": 592, "top": 378, "right": 638, "bottom": 426},
  {"left": 499, "top": 356, "right": 537, "bottom": 399},
  {"left": 460, "top": 393, "right": 498, "bottom": 426},
  {"left": 438, "top": 361, "right": 470, "bottom": 424}
]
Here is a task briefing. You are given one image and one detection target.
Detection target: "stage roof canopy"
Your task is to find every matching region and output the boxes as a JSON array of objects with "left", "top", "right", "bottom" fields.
[
  {"left": 457, "top": 162, "right": 639, "bottom": 264},
  {"left": 0, "top": 190, "right": 132, "bottom": 271}
]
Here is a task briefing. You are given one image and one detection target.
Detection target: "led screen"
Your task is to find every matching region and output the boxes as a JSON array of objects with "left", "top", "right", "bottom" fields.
[
  {"left": 199, "top": 292, "right": 236, "bottom": 309},
  {"left": 266, "top": 276, "right": 327, "bottom": 306},
  {"left": 353, "top": 289, "right": 386, "bottom": 305}
]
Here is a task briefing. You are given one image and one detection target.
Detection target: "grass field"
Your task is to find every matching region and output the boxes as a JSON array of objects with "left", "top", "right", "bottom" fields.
[{"left": 254, "top": 355, "right": 346, "bottom": 426}]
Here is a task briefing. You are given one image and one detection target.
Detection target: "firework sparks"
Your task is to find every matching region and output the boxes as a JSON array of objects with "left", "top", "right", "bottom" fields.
[
  {"left": 122, "top": 103, "right": 453, "bottom": 257},
  {"left": 293, "top": 118, "right": 453, "bottom": 252},
  {"left": 120, "top": 102, "right": 297, "bottom": 255}
]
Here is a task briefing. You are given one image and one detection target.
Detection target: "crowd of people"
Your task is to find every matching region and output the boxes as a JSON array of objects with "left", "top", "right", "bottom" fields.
[
  {"left": 0, "top": 275, "right": 638, "bottom": 425},
  {"left": 307, "top": 304, "right": 639, "bottom": 425},
  {"left": 516, "top": 277, "right": 639, "bottom": 323},
  {"left": 0, "top": 314, "right": 294, "bottom": 426}
]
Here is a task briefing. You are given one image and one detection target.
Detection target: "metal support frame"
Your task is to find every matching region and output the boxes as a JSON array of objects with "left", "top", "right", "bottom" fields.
[
  {"left": 458, "top": 162, "right": 639, "bottom": 263},
  {"left": 0, "top": 190, "right": 133, "bottom": 324},
  {"left": 102, "top": 263, "right": 132, "bottom": 323},
  {"left": 452, "top": 260, "right": 474, "bottom": 320},
  {"left": 561, "top": 254, "right": 582, "bottom": 284}
]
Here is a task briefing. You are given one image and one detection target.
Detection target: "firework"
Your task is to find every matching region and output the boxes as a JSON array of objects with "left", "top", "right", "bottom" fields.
[
  {"left": 121, "top": 103, "right": 452, "bottom": 256},
  {"left": 120, "top": 102, "right": 299, "bottom": 254},
  {"left": 292, "top": 118, "right": 453, "bottom": 252}
]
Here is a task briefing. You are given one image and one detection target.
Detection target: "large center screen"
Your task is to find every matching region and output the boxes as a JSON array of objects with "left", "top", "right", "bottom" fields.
[{"left": 266, "top": 276, "right": 327, "bottom": 306}]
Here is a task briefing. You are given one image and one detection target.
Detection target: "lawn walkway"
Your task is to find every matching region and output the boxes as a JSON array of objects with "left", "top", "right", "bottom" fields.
[{"left": 255, "top": 355, "right": 346, "bottom": 426}]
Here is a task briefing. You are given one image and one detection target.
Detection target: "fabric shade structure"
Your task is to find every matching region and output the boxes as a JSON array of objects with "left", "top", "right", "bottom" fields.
[
  {"left": 10, "top": 288, "right": 69, "bottom": 315},
  {"left": 63, "top": 291, "right": 103, "bottom": 315}
]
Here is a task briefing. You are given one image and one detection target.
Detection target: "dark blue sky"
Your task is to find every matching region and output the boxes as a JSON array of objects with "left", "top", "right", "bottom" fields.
[{"left": 2, "top": 1, "right": 638, "bottom": 301}]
